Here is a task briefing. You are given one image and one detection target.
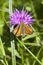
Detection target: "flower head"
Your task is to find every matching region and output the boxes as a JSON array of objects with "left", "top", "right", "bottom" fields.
[{"left": 10, "top": 9, "right": 35, "bottom": 25}]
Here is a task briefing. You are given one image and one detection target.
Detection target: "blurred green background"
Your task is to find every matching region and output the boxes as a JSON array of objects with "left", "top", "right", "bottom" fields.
[{"left": 0, "top": 0, "right": 43, "bottom": 65}]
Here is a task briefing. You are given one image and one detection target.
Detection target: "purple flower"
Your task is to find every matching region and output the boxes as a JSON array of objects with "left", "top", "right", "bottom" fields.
[{"left": 10, "top": 9, "right": 35, "bottom": 25}]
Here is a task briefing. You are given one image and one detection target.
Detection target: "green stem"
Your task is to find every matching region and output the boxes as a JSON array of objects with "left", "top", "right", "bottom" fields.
[
  {"left": 17, "top": 38, "right": 42, "bottom": 65},
  {"left": 9, "top": 0, "right": 12, "bottom": 15},
  {"left": 11, "top": 40, "right": 16, "bottom": 65},
  {"left": 33, "top": 47, "right": 42, "bottom": 65},
  {"left": 9, "top": 0, "right": 16, "bottom": 65}
]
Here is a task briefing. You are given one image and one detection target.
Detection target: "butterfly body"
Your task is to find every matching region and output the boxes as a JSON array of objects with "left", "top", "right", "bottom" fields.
[{"left": 13, "top": 22, "right": 33, "bottom": 36}]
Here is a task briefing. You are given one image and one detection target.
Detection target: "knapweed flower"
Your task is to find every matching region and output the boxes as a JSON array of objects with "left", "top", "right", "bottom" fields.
[{"left": 10, "top": 9, "right": 35, "bottom": 26}]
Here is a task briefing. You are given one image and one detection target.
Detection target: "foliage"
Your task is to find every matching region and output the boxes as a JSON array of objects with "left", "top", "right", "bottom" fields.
[{"left": 0, "top": 0, "right": 43, "bottom": 65}]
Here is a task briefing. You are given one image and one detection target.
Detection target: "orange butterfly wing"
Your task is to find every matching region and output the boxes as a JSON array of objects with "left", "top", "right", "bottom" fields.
[
  {"left": 13, "top": 22, "right": 33, "bottom": 36},
  {"left": 13, "top": 25, "right": 18, "bottom": 35},
  {"left": 16, "top": 27, "right": 21, "bottom": 36},
  {"left": 13, "top": 25, "right": 21, "bottom": 36},
  {"left": 24, "top": 24, "right": 33, "bottom": 34}
]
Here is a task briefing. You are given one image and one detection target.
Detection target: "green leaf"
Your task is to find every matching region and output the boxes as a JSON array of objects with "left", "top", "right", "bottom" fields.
[
  {"left": 41, "top": 0, "right": 43, "bottom": 4},
  {"left": 8, "top": 47, "right": 21, "bottom": 58},
  {"left": 26, "top": 6, "right": 31, "bottom": 11},
  {"left": 22, "top": 32, "right": 39, "bottom": 41},
  {"left": 0, "top": 37, "right": 8, "bottom": 65},
  {"left": 41, "top": 57, "right": 43, "bottom": 65},
  {"left": 25, "top": 58, "right": 30, "bottom": 65},
  {"left": 17, "top": 38, "right": 42, "bottom": 65},
  {"left": 0, "top": 37, "right": 5, "bottom": 55},
  {"left": 0, "top": 59, "right": 6, "bottom": 65},
  {"left": 0, "top": 20, "right": 4, "bottom": 35}
]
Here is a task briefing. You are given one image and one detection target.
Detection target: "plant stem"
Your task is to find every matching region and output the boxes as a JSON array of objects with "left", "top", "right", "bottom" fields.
[
  {"left": 11, "top": 40, "right": 16, "bottom": 65},
  {"left": 9, "top": 0, "right": 16, "bottom": 65},
  {"left": 17, "top": 38, "right": 42, "bottom": 65},
  {"left": 33, "top": 47, "right": 42, "bottom": 65}
]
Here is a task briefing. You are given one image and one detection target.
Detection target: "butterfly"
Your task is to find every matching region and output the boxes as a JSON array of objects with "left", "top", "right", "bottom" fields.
[{"left": 12, "top": 22, "right": 33, "bottom": 36}]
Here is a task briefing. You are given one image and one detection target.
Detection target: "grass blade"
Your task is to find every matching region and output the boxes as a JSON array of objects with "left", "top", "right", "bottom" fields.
[
  {"left": 11, "top": 40, "right": 16, "bottom": 65},
  {"left": 17, "top": 38, "right": 42, "bottom": 65}
]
